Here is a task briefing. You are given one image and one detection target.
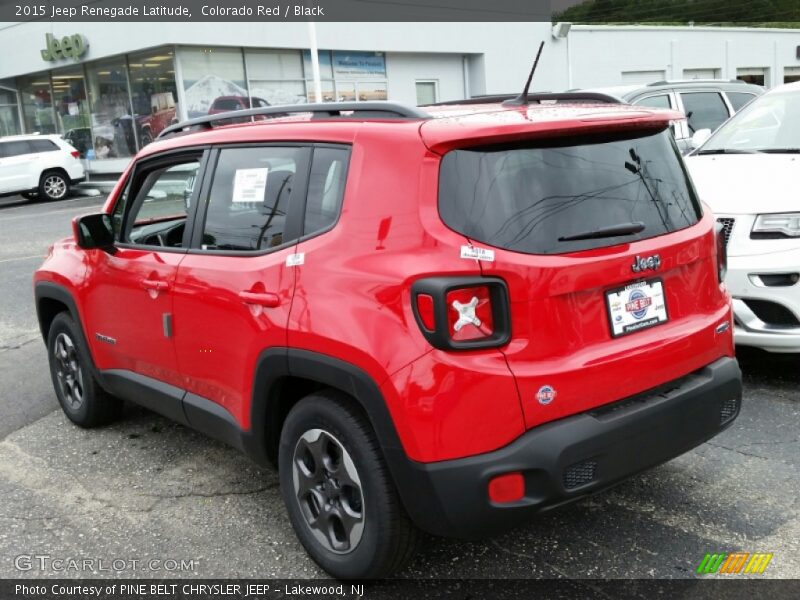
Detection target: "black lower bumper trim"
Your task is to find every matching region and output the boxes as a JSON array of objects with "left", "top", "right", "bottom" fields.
[{"left": 391, "top": 357, "right": 742, "bottom": 539}]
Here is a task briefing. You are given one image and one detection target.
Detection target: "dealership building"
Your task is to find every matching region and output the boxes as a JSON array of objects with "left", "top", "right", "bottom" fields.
[{"left": 1, "top": 21, "right": 799, "bottom": 174}]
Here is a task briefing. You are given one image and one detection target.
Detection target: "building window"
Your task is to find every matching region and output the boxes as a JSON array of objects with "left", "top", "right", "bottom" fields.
[
  {"left": 785, "top": 67, "right": 800, "bottom": 84},
  {"left": 0, "top": 87, "right": 20, "bottom": 136},
  {"left": 303, "top": 50, "right": 387, "bottom": 102},
  {"left": 128, "top": 48, "right": 179, "bottom": 147},
  {"left": 51, "top": 66, "right": 91, "bottom": 157},
  {"left": 17, "top": 73, "right": 55, "bottom": 134},
  {"left": 683, "top": 68, "right": 721, "bottom": 80},
  {"left": 737, "top": 67, "right": 768, "bottom": 87},
  {"left": 179, "top": 47, "right": 247, "bottom": 119},
  {"left": 415, "top": 81, "right": 438, "bottom": 105},
  {"left": 246, "top": 49, "right": 306, "bottom": 105},
  {"left": 86, "top": 58, "right": 135, "bottom": 160}
]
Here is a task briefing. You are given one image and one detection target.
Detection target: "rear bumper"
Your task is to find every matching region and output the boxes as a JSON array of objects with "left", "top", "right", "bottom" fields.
[{"left": 394, "top": 357, "right": 741, "bottom": 539}]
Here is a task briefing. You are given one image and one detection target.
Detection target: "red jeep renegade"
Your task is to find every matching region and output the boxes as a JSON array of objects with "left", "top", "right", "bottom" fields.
[{"left": 34, "top": 96, "right": 742, "bottom": 579}]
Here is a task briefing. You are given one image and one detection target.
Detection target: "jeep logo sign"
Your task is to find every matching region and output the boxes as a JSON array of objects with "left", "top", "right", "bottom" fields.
[
  {"left": 41, "top": 33, "right": 88, "bottom": 62},
  {"left": 631, "top": 254, "right": 662, "bottom": 273}
]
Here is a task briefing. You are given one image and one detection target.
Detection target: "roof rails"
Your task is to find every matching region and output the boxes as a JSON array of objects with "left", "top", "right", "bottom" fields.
[
  {"left": 647, "top": 79, "right": 745, "bottom": 86},
  {"left": 157, "top": 101, "right": 430, "bottom": 139},
  {"left": 423, "top": 92, "right": 622, "bottom": 107}
]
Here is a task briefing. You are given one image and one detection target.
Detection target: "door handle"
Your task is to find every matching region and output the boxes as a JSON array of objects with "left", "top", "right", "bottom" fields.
[
  {"left": 238, "top": 290, "right": 280, "bottom": 308},
  {"left": 142, "top": 279, "right": 169, "bottom": 291}
]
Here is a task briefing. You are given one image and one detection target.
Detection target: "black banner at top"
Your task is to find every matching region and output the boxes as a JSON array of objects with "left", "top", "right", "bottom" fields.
[{"left": 0, "top": 0, "right": 556, "bottom": 22}]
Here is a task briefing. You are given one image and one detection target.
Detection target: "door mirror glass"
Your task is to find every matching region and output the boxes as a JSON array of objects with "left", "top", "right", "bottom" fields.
[
  {"left": 691, "top": 128, "right": 712, "bottom": 149},
  {"left": 75, "top": 213, "right": 115, "bottom": 251}
]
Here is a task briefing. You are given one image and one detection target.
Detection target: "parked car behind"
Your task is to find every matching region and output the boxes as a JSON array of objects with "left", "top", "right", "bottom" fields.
[
  {"left": 579, "top": 80, "right": 764, "bottom": 153},
  {"left": 685, "top": 81, "right": 800, "bottom": 353},
  {"left": 0, "top": 134, "right": 85, "bottom": 201}
]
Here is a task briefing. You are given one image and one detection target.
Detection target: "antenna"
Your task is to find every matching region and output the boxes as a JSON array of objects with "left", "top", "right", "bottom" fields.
[{"left": 503, "top": 41, "right": 545, "bottom": 107}]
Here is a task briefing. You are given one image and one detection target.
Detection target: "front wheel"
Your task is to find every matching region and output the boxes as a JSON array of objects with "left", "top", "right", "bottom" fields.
[
  {"left": 279, "top": 391, "right": 419, "bottom": 579},
  {"left": 47, "top": 312, "right": 122, "bottom": 427}
]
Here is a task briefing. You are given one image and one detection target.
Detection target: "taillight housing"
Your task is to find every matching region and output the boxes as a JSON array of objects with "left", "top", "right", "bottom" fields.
[
  {"left": 714, "top": 221, "right": 728, "bottom": 284},
  {"left": 412, "top": 276, "right": 510, "bottom": 350},
  {"left": 70, "top": 150, "right": 80, "bottom": 158}
]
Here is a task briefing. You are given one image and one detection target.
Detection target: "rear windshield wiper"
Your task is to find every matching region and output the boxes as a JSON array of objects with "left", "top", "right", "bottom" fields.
[
  {"left": 695, "top": 148, "right": 758, "bottom": 155},
  {"left": 558, "top": 221, "right": 645, "bottom": 242},
  {"left": 755, "top": 148, "right": 800, "bottom": 154}
]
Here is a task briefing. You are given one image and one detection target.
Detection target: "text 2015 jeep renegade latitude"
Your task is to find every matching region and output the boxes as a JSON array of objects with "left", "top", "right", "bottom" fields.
[{"left": 34, "top": 97, "right": 742, "bottom": 579}]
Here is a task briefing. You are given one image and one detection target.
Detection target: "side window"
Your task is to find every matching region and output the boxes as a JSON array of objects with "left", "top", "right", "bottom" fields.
[
  {"left": 111, "top": 178, "right": 132, "bottom": 241},
  {"left": 121, "top": 158, "right": 200, "bottom": 248},
  {"left": 201, "top": 146, "right": 306, "bottom": 251},
  {"left": 2, "top": 140, "right": 32, "bottom": 157},
  {"left": 304, "top": 147, "right": 349, "bottom": 235},
  {"left": 680, "top": 92, "right": 730, "bottom": 133},
  {"left": 29, "top": 139, "right": 59, "bottom": 152},
  {"left": 635, "top": 95, "right": 671, "bottom": 110},
  {"left": 726, "top": 92, "right": 757, "bottom": 112}
]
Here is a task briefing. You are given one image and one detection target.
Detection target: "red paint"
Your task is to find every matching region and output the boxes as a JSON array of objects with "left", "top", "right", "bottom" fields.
[{"left": 488, "top": 472, "right": 526, "bottom": 504}]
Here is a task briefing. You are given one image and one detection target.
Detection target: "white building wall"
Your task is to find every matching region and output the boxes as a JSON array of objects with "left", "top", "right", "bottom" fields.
[{"left": 385, "top": 52, "right": 465, "bottom": 104}]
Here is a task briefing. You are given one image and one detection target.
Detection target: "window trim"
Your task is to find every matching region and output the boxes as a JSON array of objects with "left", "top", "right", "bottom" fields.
[
  {"left": 114, "top": 147, "right": 210, "bottom": 254},
  {"left": 187, "top": 142, "right": 313, "bottom": 257}
]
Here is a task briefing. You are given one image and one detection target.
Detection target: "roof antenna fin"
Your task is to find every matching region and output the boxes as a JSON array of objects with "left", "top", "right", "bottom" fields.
[{"left": 503, "top": 41, "right": 545, "bottom": 107}]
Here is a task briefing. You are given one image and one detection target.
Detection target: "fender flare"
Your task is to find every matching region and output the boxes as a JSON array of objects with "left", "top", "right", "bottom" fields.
[{"left": 247, "top": 347, "right": 448, "bottom": 531}]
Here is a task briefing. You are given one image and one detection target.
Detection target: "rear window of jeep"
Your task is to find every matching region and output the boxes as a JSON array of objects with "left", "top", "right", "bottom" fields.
[{"left": 438, "top": 128, "right": 702, "bottom": 254}]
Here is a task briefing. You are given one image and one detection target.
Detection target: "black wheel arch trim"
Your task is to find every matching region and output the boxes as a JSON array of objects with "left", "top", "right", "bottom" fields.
[{"left": 34, "top": 281, "right": 98, "bottom": 369}]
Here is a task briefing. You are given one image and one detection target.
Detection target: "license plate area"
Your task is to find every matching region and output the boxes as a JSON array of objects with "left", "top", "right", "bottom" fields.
[{"left": 605, "top": 278, "right": 669, "bottom": 338}]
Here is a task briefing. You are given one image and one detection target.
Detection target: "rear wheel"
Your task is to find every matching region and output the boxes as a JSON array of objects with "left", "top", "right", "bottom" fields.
[
  {"left": 279, "top": 391, "right": 419, "bottom": 579},
  {"left": 47, "top": 312, "right": 122, "bottom": 427},
  {"left": 39, "top": 170, "right": 70, "bottom": 201}
]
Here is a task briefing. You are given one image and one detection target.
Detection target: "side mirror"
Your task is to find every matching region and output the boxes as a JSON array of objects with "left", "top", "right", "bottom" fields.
[
  {"left": 73, "top": 213, "right": 115, "bottom": 252},
  {"left": 690, "top": 128, "right": 712, "bottom": 149}
]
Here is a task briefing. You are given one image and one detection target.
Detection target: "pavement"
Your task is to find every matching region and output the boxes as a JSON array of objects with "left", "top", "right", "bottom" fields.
[{"left": 0, "top": 192, "right": 798, "bottom": 581}]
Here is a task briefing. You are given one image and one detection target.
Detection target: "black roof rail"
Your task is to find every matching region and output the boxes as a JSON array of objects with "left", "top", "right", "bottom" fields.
[
  {"left": 423, "top": 92, "right": 622, "bottom": 107},
  {"left": 157, "top": 101, "right": 430, "bottom": 139}
]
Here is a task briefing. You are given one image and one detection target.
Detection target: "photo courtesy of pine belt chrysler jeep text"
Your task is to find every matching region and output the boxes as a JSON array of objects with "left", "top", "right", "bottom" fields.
[{"left": 34, "top": 92, "right": 742, "bottom": 579}]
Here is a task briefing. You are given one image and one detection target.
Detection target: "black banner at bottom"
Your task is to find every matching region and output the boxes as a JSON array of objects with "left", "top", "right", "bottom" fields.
[{"left": 3, "top": 579, "right": 800, "bottom": 600}]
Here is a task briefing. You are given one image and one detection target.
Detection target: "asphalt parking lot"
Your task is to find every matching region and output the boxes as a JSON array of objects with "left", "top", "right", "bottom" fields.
[{"left": 0, "top": 192, "right": 798, "bottom": 581}]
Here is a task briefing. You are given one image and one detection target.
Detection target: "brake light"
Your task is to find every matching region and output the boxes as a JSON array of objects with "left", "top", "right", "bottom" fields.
[
  {"left": 411, "top": 277, "right": 510, "bottom": 351},
  {"left": 714, "top": 222, "right": 727, "bottom": 283},
  {"left": 70, "top": 150, "right": 80, "bottom": 158},
  {"left": 446, "top": 286, "right": 494, "bottom": 341}
]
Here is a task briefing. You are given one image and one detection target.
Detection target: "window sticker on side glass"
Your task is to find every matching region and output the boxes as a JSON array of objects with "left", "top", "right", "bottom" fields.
[{"left": 232, "top": 167, "right": 269, "bottom": 203}]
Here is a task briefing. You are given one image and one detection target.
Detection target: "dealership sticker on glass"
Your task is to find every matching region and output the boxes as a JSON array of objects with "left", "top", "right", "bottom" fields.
[
  {"left": 232, "top": 168, "right": 268, "bottom": 203},
  {"left": 605, "top": 279, "right": 668, "bottom": 337}
]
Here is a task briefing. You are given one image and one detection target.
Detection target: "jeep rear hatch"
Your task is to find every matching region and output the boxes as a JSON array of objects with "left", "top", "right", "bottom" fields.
[{"left": 436, "top": 125, "right": 731, "bottom": 430}]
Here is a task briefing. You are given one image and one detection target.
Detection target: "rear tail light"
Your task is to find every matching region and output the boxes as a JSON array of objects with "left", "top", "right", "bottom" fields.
[
  {"left": 714, "top": 221, "right": 728, "bottom": 283},
  {"left": 70, "top": 150, "right": 80, "bottom": 158},
  {"left": 411, "top": 277, "right": 510, "bottom": 350},
  {"left": 488, "top": 472, "right": 525, "bottom": 503}
]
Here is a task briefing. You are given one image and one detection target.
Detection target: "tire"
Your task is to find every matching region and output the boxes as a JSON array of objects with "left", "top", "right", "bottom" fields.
[
  {"left": 139, "top": 130, "right": 153, "bottom": 147},
  {"left": 39, "top": 170, "right": 70, "bottom": 201},
  {"left": 47, "top": 312, "right": 122, "bottom": 428},
  {"left": 279, "top": 391, "right": 419, "bottom": 579}
]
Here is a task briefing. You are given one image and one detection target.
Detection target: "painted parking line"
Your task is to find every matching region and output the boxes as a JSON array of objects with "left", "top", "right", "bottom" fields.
[{"left": 0, "top": 254, "right": 44, "bottom": 264}]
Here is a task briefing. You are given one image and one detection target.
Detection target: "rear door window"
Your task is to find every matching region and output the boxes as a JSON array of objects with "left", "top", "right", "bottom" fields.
[
  {"left": 680, "top": 92, "right": 730, "bottom": 132},
  {"left": 726, "top": 91, "right": 757, "bottom": 112},
  {"left": 438, "top": 128, "right": 702, "bottom": 255},
  {"left": 635, "top": 95, "right": 671, "bottom": 109},
  {"left": 0, "top": 140, "right": 32, "bottom": 157},
  {"left": 29, "top": 139, "right": 59, "bottom": 152}
]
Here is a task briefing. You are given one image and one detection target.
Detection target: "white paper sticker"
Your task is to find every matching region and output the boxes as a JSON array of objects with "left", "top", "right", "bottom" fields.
[
  {"left": 460, "top": 245, "right": 495, "bottom": 262},
  {"left": 232, "top": 167, "right": 269, "bottom": 203},
  {"left": 286, "top": 253, "right": 305, "bottom": 267}
]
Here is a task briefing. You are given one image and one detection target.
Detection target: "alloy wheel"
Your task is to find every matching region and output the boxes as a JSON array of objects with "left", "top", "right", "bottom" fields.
[
  {"left": 44, "top": 175, "right": 67, "bottom": 199},
  {"left": 53, "top": 332, "right": 84, "bottom": 410},
  {"left": 292, "top": 428, "right": 365, "bottom": 554}
]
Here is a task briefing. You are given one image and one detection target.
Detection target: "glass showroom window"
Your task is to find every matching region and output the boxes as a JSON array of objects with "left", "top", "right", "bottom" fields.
[
  {"left": 179, "top": 47, "right": 246, "bottom": 118},
  {"left": 51, "top": 67, "right": 92, "bottom": 157},
  {"left": 128, "top": 47, "right": 179, "bottom": 147},
  {"left": 0, "top": 88, "right": 20, "bottom": 136},
  {"left": 246, "top": 49, "right": 306, "bottom": 105},
  {"left": 303, "top": 50, "right": 388, "bottom": 102},
  {"left": 17, "top": 73, "right": 56, "bottom": 134},
  {"left": 86, "top": 59, "right": 135, "bottom": 159}
]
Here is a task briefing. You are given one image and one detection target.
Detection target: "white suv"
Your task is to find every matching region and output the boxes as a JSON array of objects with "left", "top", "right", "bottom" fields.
[{"left": 0, "top": 134, "right": 85, "bottom": 201}]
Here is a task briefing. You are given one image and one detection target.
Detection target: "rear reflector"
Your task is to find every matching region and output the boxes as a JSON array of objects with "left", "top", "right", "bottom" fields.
[
  {"left": 70, "top": 150, "right": 80, "bottom": 158},
  {"left": 415, "top": 294, "right": 435, "bottom": 331},
  {"left": 488, "top": 472, "right": 525, "bottom": 503}
]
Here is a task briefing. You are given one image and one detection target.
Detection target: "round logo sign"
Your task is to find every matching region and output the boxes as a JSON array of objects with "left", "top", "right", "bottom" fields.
[
  {"left": 536, "top": 385, "right": 557, "bottom": 405},
  {"left": 626, "top": 288, "right": 651, "bottom": 320}
]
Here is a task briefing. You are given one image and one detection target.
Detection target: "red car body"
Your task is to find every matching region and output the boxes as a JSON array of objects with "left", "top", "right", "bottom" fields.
[{"left": 34, "top": 99, "right": 741, "bottom": 545}]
